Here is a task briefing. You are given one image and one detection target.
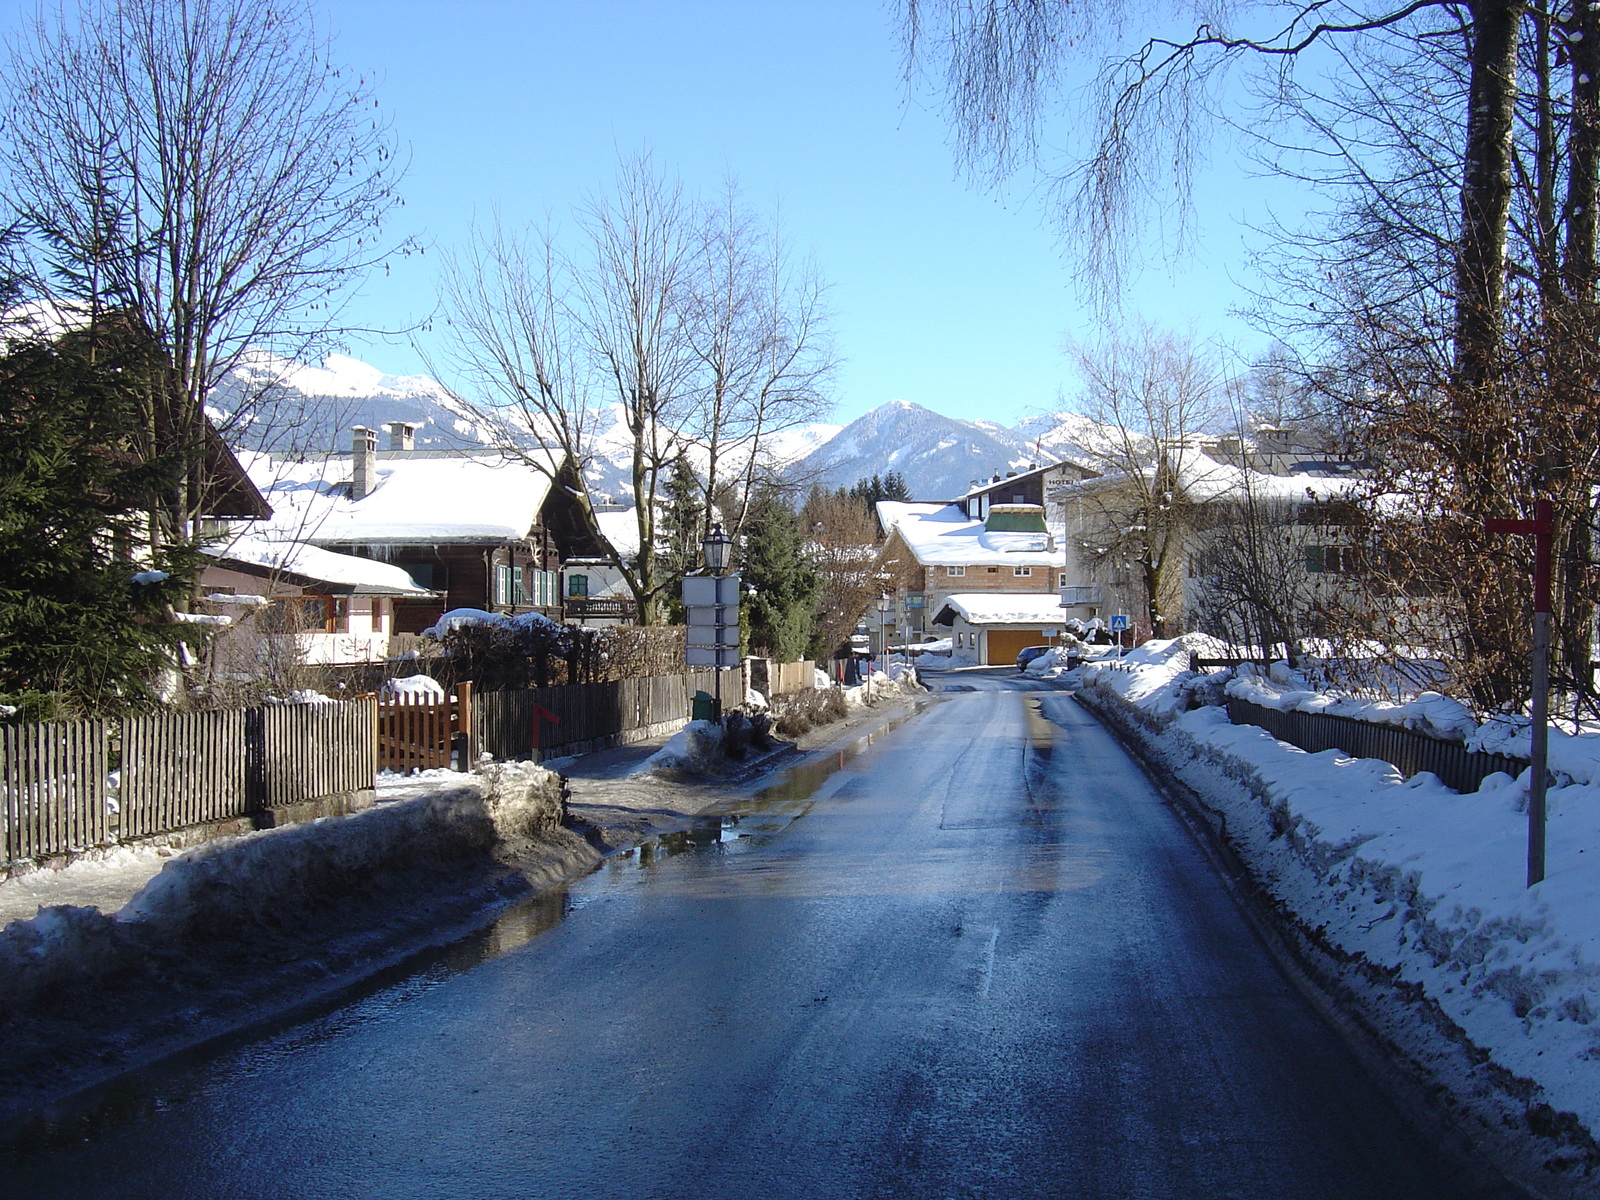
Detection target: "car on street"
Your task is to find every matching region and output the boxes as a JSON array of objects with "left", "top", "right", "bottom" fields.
[{"left": 1015, "top": 645, "right": 1052, "bottom": 672}]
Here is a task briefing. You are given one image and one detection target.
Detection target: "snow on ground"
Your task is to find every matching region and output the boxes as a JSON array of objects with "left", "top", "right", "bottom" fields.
[
  {"left": 1080, "top": 635, "right": 1600, "bottom": 1147},
  {"left": 0, "top": 846, "right": 175, "bottom": 928}
]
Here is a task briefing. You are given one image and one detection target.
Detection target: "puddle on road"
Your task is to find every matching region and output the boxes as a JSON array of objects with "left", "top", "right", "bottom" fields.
[
  {"left": 592, "top": 700, "right": 930, "bottom": 879},
  {"left": 0, "top": 702, "right": 934, "bottom": 1155}
]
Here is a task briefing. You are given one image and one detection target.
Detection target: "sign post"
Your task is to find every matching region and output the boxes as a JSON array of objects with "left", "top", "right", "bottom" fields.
[
  {"left": 1484, "top": 498, "right": 1554, "bottom": 887},
  {"left": 1110, "top": 613, "right": 1130, "bottom": 655},
  {"left": 683, "top": 572, "right": 741, "bottom": 720}
]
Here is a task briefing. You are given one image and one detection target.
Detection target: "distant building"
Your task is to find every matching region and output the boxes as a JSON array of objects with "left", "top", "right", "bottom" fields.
[
  {"left": 234, "top": 423, "right": 591, "bottom": 635},
  {"left": 875, "top": 497, "right": 1070, "bottom": 665}
]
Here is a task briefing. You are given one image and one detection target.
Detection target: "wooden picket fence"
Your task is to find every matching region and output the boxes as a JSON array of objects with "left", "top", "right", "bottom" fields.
[
  {"left": 475, "top": 669, "right": 745, "bottom": 761},
  {"left": 0, "top": 697, "right": 377, "bottom": 867}
]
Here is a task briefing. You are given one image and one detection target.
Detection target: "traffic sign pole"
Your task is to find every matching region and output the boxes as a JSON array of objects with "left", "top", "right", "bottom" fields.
[{"left": 1484, "top": 498, "right": 1554, "bottom": 887}]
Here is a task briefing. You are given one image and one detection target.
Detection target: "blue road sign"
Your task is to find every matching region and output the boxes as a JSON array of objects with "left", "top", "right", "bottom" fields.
[{"left": 1109, "top": 614, "right": 1130, "bottom": 632}]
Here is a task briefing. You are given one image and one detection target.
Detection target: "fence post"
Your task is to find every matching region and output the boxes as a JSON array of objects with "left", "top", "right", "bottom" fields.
[
  {"left": 244, "top": 706, "right": 268, "bottom": 825},
  {"left": 457, "top": 680, "right": 474, "bottom": 769}
]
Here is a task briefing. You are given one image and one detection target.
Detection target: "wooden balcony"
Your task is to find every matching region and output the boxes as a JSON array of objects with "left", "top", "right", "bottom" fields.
[{"left": 564, "top": 596, "right": 638, "bottom": 623}]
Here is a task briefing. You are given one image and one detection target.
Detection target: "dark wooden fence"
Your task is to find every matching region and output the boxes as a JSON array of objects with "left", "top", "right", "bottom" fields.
[
  {"left": 475, "top": 669, "right": 745, "bottom": 761},
  {"left": 1222, "top": 697, "right": 1527, "bottom": 794},
  {"left": 120, "top": 710, "right": 247, "bottom": 839},
  {"left": 1, "top": 698, "right": 377, "bottom": 867}
]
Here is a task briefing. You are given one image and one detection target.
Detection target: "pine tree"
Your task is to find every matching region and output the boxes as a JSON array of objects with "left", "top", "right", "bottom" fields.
[
  {"left": 656, "top": 455, "right": 704, "bottom": 623},
  {"left": 0, "top": 312, "right": 202, "bottom": 719},
  {"left": 739, "top": 486, "right": 818, "bottom": 661}
]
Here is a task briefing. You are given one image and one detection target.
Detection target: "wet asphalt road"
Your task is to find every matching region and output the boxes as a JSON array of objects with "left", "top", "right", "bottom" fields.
[{"left": 4, "top": 671, "right": 1519, "bottom": 1198}]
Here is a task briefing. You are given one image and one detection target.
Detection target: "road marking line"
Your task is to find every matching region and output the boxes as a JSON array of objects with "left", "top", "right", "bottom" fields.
[{"left": 979, "top": 926, "right": 999, "bottom": 997}]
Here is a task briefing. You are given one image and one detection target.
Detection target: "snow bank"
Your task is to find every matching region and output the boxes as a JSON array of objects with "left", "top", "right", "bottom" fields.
[
  {"left": 0, "top": 766, "right": 569, "bottom": 1017},
  {"left": 813, "top": 667, "right": 832, "bottom": 689},
  {"left": 632, "top": 720, "right": 725, "bottom": 777},
  {"left": 1080, "top": 648, "right": 1600, "bottom": 1166}
]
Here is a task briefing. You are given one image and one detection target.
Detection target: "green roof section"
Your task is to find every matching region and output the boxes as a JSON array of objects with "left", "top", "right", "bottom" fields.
[{"left": 983, "top": 505, "right": 1047, "bottom": 533}]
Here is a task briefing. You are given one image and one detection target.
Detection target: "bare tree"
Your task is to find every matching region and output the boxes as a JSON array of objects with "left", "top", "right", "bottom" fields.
[
  {"left": 683, "top": 183, "right": 834, "bottom": 547},
  {"left": 434, "top": 158, "right": 834, "bottom": 626},
  {"left": 1058, "top": 326, "right": 1230, "bottom": 638},
  {"left": 2, "top": 0, "right": 405, "bottom": 540},
  {"left": 802, "top": 486, "right": 901, "bottom": 658}
]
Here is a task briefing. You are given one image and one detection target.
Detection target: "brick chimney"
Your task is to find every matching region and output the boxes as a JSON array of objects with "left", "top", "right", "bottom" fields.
[
  {"left": 351, "top": 426, "right": 377, "bottom": 499},
  {"left": 385, "top": 421, "right": 417, "bottom": 451}
]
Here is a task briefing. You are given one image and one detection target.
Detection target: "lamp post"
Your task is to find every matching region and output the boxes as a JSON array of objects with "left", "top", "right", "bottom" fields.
[{"left": 701, "top": 523, "right": 734, "bottom": 718}]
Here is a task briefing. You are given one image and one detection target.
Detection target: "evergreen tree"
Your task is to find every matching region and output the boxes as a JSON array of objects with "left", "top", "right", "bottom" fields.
[
  {"left": 656, "top": 455, "right": 705, "bottom": 622},
  {"left": 0, "top": 312, "right": 202, "bottom": 720},
  {"left": 849, "top": 470, "right": 911, "bottom": 506},
  {"left": 739, "top": 486, "right": 818, "bottom": 661}
]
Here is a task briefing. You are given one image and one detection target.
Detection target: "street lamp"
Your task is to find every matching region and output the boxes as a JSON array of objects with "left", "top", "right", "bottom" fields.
[
  {"left": 700, "top": 522, "right": 734, "bottom": 719},
  {"left": 701, "top": 522, "right": 732, "bottom": 573}
]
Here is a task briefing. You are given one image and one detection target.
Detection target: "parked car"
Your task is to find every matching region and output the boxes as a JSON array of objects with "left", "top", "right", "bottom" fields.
[{"left": 1015, "top": 645, "right": 1052, "bottom": 672}]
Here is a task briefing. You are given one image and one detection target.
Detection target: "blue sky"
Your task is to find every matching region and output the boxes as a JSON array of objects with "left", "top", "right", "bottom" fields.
[{"left": 317, "top": 1, "right": 1289, "bottom": 428}]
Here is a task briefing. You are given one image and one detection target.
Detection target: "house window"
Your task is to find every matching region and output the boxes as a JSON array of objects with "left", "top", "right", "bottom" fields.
[
  {"left": 946, "top": 565, "right": 966, "bottom": 577},
  {"left": 401, "top": 562, "right": 439, "bottom": 590},
  {"left": 1014, "top": 566, "right": 1032, "bottom": 577},
  {"left": 1306, "top": 546, "right": 1353, "bottom": 574},
  {"left": 494, "top": 563, "right": 514, "bottom": 606},
  {"left": 1058, "top": 572, "right": 1068, "bottom": 589},
  {"left": 986, "top": 566, "right": 998, "bottom": 574},
  {"left": 568, "top": 574, "right": 589, "bottom": 599}
]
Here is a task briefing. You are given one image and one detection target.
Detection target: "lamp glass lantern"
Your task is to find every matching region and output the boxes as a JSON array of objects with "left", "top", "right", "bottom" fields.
[{"left": 701, "top": 523, "right": 732, "bottom": 574}]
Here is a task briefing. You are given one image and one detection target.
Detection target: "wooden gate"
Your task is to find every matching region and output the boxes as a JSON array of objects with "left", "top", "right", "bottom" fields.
[{"left": 376, "top": 683, "right": 472, "bottom": 773}]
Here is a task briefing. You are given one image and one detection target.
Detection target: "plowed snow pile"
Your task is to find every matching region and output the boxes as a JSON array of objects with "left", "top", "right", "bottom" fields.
[{"left": 1081, "top": 636, "right": 1600, "bottom": 1174}]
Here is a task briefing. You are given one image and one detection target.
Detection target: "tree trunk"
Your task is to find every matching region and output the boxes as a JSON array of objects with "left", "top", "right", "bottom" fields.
[{"left": 1453, "top": 0, "right": 1522, "bottom": 500}]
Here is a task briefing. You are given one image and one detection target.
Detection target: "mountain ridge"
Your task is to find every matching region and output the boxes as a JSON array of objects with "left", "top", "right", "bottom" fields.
[{"left": 210, "top": 352, "right": 1107, "bottom": 503}]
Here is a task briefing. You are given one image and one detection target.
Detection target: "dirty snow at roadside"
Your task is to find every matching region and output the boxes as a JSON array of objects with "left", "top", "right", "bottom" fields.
[{"left": 1081, "top": 636, "right": 1600, "bottom": 1141}]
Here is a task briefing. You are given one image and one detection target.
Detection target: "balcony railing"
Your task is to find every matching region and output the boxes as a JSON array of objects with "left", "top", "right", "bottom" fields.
[
  {"left": 1059, "top": 585, "right": 1103, "bottom": 607},
  {"left": 565, "top": 596, "right": 637, "bottom": 622}
]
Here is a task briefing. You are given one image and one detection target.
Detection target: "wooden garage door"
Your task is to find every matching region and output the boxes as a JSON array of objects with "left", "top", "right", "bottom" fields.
[{"left": 986, "top": 629, "right": 1045, "bottom": 665}]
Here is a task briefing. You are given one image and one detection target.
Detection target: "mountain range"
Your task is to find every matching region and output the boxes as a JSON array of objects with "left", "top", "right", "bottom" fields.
[{"left": 212, "top": 352, "right": 1111, "bottom": 502}]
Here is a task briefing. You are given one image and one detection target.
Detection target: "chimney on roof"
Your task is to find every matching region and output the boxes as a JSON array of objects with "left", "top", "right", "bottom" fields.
[
  {"left": 351, "top": 426, "right": 377, "bottom": 499},
  {"left": 385, "top": 421, "right": 417, "bottom": 451},
  {"left": 1005, "top": 470, "right": 1017, "bottom": 478}
]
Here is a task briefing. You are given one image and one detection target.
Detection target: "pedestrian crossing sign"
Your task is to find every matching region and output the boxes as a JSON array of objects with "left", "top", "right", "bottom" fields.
[{"left": 1110, "top": 614, "right": 1130, "bottom": 632}]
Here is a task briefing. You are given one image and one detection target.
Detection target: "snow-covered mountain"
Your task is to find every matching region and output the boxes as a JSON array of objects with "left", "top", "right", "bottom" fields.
[
  {"left": 210, "top": 352, "right": 498, "bottom": 453},
  {"left": 209, "top": 351, "right": 1114, "bottom": 503},
  {"left": 787, "top": 399, "right": 1111, "bottom": 499}
]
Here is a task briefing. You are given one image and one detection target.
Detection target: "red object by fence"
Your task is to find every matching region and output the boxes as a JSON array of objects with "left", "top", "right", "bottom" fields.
[{"left": 530, "top": 703, "right": 560, "bottom": 752}]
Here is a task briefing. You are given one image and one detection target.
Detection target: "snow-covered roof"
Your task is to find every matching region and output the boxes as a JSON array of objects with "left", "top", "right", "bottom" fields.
[
  {"left": 877, "top": 500, "right": 1065, "bottom": 568},
  {"left": 1051, "top": 449, "right": 1362, "bottom": 507},
  {"left": 204, "top": 535, "right": 436, "bottom": 596},
  {"left": 932, "top": 592, "right": 1069, "bottom": 627},
  {"left": 595, "top": 507, "right": 640, "bottom": 559},
  {"left": 250, "top": 448, "right": 562, "bottom": 545}
]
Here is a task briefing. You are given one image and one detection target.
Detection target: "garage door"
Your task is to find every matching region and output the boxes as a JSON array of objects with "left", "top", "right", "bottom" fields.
[{"left": 986, "top": 629, "right": 1046, "bottom": 665}]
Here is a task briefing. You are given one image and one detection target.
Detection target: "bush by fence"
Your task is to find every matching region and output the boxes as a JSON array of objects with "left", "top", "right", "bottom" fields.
[
  {"left": 1222, "top": 697, "right": 1528, "bottom": 794},
  {"left": 1, "top": 698, "right": 376, "bottom": 867}
]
